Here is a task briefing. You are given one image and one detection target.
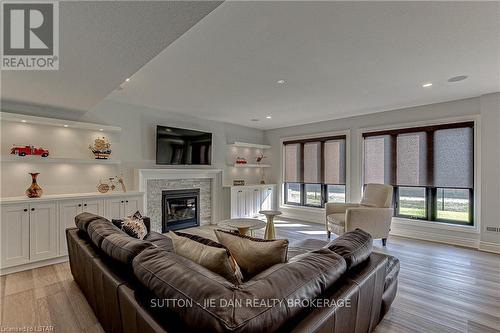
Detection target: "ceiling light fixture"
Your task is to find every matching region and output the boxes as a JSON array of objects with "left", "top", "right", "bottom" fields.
[
  {"left": 251, "top": 118, "right": 259, "bottom": 122},
  {"left": 448, "top": 75, "right": 468, "bottom": 82},
  {"left": 266, "top": 115, "right": 272, "bottom": 119},
  {"left": 125, "top": 78, "right": 130, "bottom": 82},
  {"left": 99, "top": 128, "right": 104, "bottom": 131},
  {"left": 64, "top": 124, "right": 69, "bottom": 127},
  {"left": 422, "top": 82, "right": 433, "bottom": 88},
  {"left": 21, "top": 120, "right": 27, "bottom": 123},
  {"left": 276, "top": 79, "right": 285, "bottom": 84}
]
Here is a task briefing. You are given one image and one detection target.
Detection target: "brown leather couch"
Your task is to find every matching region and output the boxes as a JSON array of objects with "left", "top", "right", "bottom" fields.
[{"left": 67, "top": 213, "right": 399, "bottom": 333}]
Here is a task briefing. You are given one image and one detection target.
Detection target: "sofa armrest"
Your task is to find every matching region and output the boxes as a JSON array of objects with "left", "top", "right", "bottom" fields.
[
  {"left": 325, "top": 203, "right": 360, "bottom": 215},
  {"left": 345, "top": 207, "right": 393, "bottom": 239}
]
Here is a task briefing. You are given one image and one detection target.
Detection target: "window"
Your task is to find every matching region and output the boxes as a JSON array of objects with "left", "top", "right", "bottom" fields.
[
  {"left": 283, "top": 135, "right": 347, "bottom": 208},
  {"left": 363, "top": 122, "right": 474, "bottom": 225}
]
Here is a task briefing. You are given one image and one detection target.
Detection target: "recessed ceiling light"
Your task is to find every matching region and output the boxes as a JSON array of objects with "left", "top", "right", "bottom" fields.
[
  {"left": 448, "top": 75, "right": 468, "bottom": 82},
  {"left": 422, "top": 82, "right": 433, "bottom": 88},
  {"left": 125, "top": 78, "right": 130, "bottom": 82},
  {"left": 99, "top": 128, "right": 104, "bottom": 131},
  {"left": 276, "top": 79, "right": 285, "bottom": 84},
  {"left": 21, "top": 119, "right": 27, "bottom": 123},
  {"left": 63, "top": 124, "right": 69, "bottom": 127},
  {"left": 251, "top": 118, "right": 259, "bottom": 122},
  {"left": 266, "top": 115, "right": 272, "bottom": 119}
]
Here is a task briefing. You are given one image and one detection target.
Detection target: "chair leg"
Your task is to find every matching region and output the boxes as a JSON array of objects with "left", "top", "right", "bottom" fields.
[
  {"left": 382, "top": 238, "right": 387, "bottom": 246},
  {"left": 327, "top": 230, "right": 331, "bottom": 239}
]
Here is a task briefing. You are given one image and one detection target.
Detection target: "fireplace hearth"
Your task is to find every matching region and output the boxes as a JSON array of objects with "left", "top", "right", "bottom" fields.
[{"left": 162, "top": 189, "right": 200, "bottom": 232}]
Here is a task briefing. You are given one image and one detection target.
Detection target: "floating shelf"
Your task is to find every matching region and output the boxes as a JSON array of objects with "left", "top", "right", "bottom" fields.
[
  {"left": 231, "top": 163, "right": 271, "bottom": 168},
  {"left": 229, "top": 141, "right": 272, "bottom": 149},
  {"left": 0, "top": 112, "right": 121, "bottom": 133},
  {"left": 1, "top": 155, "right": 121, "bottom": 165}
]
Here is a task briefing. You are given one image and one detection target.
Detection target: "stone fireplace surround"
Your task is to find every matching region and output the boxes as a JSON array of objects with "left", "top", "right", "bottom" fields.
[{"left": 136, "top": 169, "right": 223, "bottom": 232}]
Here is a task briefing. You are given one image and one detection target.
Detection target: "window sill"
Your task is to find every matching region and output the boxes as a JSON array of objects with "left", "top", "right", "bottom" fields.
[{"left": 392, "top": 217, "right": 479, "bottom": 234}]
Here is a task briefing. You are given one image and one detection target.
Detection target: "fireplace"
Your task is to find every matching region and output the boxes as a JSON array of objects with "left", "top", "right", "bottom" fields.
[{"left": 162, "top": 189, "right": 200, "bottom": 232}]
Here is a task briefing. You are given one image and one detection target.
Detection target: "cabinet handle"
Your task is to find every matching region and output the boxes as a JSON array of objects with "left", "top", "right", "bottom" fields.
[
  {"left": 78, "top": 204, "right": 82, "bottom": 207},
  {"left": 31, "top": 208, "right": 35, "bottom": 211},
  {"left": 24, "top": 208, "right": 28, "bottom": 212},
  {"left": 254, "top": 189, "right": 259, "bottom": 192},
  {"left": 125, "top": 200, "right": 129, "bottom": 203},
  {"left": 238, "top": 190, "right": 242, "bottom": 193},
  {"left": 84, "top": 204, "right": 87, "bottom": 207},
  {"left": 121, "top": 200, "right": 124, "bottom": 203}
]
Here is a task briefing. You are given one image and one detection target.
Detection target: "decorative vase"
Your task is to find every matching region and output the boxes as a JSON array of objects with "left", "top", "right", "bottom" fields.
[{"left": 26, "top": 173, "right": 43, "bottom": 198}]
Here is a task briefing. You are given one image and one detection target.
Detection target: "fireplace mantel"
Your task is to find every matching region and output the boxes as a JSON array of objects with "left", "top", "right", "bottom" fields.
[{"left": 135, "top": 169, "right": 223, "bottom": 227}]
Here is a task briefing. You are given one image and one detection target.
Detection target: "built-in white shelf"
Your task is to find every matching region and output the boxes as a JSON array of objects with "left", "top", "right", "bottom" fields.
[
  {"left": 231, "top": 163, "right": 271, "bottom": 168},
  {"left": 0, "top": 191, "right": 144, "bottom": 204},
  {"left": 229, "top": 141, "right": 272, "bottom": 149},
  {"left": 1, "top": 155, "right": 121, "bottom": 165},
  {"left": 0, "top": 112, "right": 121, "bottom": 133}
]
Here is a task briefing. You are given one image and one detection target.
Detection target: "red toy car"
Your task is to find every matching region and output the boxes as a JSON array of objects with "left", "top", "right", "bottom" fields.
[{"left": 11, "top": 145, "right": 50, "bottom": 157}]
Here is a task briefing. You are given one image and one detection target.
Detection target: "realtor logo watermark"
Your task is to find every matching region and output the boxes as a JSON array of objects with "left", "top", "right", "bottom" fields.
[{"left": 1, "top": 1, "right": 59, "bottom": 70}]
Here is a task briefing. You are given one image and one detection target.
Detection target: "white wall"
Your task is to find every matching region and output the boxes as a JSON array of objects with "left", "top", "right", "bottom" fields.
[
  {"left": 1, "top": 99, "right": 266, "bottom": 197},
  {"left": 264, "top": 94, "right": 500, "bottom": 251}
]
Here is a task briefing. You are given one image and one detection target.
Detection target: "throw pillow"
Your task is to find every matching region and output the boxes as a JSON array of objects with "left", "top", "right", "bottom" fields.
[
  {"left": 214, "top": 229, "right": 289, "bottom": 278},
  {"left": 121, "top": 211, "right": 148, "bottom": 240},
  {"left": 170, "top": 231, "right": 243, "bottom": 285}
]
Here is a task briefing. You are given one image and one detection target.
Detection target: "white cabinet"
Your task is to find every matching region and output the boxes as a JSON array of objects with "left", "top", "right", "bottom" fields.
[
  {"left": 58, "top": 199, "right": 104, "bottom": 255},
  {"left": 104, "top": 195, "right": 144, "bottom": 220},
  {"left": 0, "top": 192, "right": 144, "bottom": 274},
  {"left": 230, "top": 185, "right": 276, "bottom": 218},
  {"left": 29, "top": 202, "right": 58, "bottom": 261},
  {"left": 1, "top": 204, "right": 30, "bottom": 268}
]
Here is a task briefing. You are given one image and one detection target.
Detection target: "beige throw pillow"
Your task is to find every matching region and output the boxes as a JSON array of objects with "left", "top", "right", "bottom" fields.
[
  {"left": 214, "top": 229, "right": 289, "bottom": 278},
  {"left": 169, "top": 232, "right": 243, "bottom": 285}
]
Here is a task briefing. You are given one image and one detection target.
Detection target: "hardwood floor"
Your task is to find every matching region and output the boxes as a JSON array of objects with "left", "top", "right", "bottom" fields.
[{"left": 1, "top": 218, "right": 499, "bottom": 333}]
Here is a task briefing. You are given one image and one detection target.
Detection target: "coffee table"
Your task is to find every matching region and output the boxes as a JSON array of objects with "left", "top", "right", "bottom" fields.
[
  {"left": 259, "top": 210, "right": 282, "bottom": 240},
  {"left": 220, "top": 218, "right": 266, "bottom": 236}
]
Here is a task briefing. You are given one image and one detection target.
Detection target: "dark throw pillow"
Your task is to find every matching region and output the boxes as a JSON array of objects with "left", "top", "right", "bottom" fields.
[{"left": 121, "top": 211, "right": 148, "bottom": 240}]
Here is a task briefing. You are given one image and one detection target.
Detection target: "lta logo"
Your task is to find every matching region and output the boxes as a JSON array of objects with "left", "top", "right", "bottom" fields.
[{"left": 2, "top": 2, "right": 59, "bottom": 70}]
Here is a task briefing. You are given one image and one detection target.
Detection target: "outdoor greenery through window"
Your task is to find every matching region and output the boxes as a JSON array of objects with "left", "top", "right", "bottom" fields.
[
  {"left": 363, "top": 122, "right": 474, "bottom": 225},
  {"left": 283, "top": 135, "right": 346, "bottom": 208}
]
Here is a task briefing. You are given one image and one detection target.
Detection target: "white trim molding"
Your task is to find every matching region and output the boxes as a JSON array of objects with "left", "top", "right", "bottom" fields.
[
  {"left": 135, "top": 168, "right": 223, "bottom": 224},
  {"left": 479, "top": 241, "right": 500, "bottom": 254}
]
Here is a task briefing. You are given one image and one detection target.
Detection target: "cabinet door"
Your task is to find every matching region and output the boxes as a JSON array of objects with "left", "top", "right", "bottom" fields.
[
  {"left": 1, "top": 204, "right": 30, "bottom": 268},
  {"left": 82, "top": 199, "right": 104, "bottom": 216},
  {"left": 123, "top": 197, "right": 142, "bottom": 217},
  {"left": 252, "top": 188, "right": 261, "bottom": 217},
  {"left": 235, "top": 189, "right": 246, "bottom": 218},
  {"left": 58, "top": 200, "right": 82, "bottom": 255},
  {"left": 244, "top": 188, "right": 256, "bottom": 218},
  {"left": 261, "top": 186, "right": 274, "bottom": 211},
  {"left": 30, "top": 202, "right": 58, "bottom": 261},
  {"left": 105, "top": 198, "right": 124, "bottom": 220}
]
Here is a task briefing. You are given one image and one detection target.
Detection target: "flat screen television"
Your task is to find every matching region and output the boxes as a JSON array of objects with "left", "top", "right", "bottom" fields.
[{"left": 156, "top": 125, "right": 212, "bottom": 165}]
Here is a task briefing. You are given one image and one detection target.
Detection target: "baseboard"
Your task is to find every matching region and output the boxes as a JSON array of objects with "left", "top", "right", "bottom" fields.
[
  {"left": 479, "top": 241, "right": 500, "bottom": 254},
  {"left": 390, "top": 225, "right": 479, "bottom": 249},
  {"left": 0, "top": 256, "right": 68, "bottom": 276},
  {"left": 279, "top": 205, "right": 324, "bottom": 224}
]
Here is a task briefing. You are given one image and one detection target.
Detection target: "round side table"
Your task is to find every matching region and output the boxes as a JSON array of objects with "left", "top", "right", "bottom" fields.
[
  {"left": 259, "top": 210, "right": 282, "bottom": 240},
  {"left": 219, "top": 218, "right": 266, "bottom": 236}
]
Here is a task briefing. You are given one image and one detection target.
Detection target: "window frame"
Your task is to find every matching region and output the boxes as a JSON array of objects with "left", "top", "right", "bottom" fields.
[
  {"left": 282, "top": 132, "right": 348, "bottom": 209},
  {"left": 362, "top": 120, "right": 476, "bottom": 227}
]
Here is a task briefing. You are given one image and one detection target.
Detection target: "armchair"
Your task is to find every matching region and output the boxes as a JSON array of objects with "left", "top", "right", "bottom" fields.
[{"left": 326, "top": 184, "right": 393, "bottom": 245}]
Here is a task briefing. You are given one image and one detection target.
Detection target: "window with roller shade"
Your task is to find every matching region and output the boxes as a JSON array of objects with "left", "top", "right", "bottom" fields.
[
  {"left": 362, "top": 122, "right": 474, "bottom": 225},
  {"left": 283, "top": 135, "right": 346, "bottom": 207}
]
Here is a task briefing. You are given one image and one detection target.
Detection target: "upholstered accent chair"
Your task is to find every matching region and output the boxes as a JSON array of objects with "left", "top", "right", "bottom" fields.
[{"left": 326, "top": 183, "right": 394, "bottom": 245}]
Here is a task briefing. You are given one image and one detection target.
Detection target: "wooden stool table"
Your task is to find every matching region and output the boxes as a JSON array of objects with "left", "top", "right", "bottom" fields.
[
  {"left": 259, "top": 210, "right": 282, "bottom": 240},
  {"left": 219, "top": 218, "right": 266, "bottom": 236}
]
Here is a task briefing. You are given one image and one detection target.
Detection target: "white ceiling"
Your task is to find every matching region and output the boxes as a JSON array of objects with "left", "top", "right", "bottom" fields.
[
  {"left": 109, "top": 1, "right": 500, "bottom": 130},
  {"left": 1, "top": 1, "right": 222, "bottom": 110}
]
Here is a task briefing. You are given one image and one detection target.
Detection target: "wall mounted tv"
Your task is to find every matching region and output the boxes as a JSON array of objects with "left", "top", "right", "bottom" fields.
[{"left": 156, "top": 125, "right": 212, "bottom": 165}]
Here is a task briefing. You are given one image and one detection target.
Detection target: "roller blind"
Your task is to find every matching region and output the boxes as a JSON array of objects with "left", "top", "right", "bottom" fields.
[
  {"left": 304, "top": 142, "right": 321, "bottom": 183},
  {"left": 363, "top": 122, "right": 474, "bottom": 188},
  {"left": 284, "top": 143, "right": 301, "bottom": 182},
  {"left": 324, "top": 139, "right": 346, "bottom": 184}
]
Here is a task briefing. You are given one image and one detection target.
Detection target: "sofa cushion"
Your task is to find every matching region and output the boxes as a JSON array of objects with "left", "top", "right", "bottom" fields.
[
  {"left": 75, "top": 212, "right": 104, "bottom": 232},
  {"left": 132, "top": 246, "right": 346, "bottom": 333},
  {"left": 326, "top": 228, "right": 373, "bottom": 269},
  {"left": 144, "top": 231, "right": 173, "bottom": 252},
  {"left": 214, "top": 229, "right": 289, "bottom": 279},
  {"left": 101, "top": 233, "right": 153, "bottom": 264},
  {"left": 170, "top": 232, "right": 243, "bottom": 285},
  {"left": 87, "top": 219, "right": 125, "bottom": 248}
]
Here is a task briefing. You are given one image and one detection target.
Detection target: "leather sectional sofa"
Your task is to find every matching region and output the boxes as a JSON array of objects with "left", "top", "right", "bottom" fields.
[{"left": 67, "top": 213, "right": 399, "bottom": 333}]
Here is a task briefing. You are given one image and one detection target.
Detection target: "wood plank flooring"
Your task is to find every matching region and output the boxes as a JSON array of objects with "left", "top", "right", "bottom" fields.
[{"left": 1, "top": 218, "right": 499, "bottom": 333}]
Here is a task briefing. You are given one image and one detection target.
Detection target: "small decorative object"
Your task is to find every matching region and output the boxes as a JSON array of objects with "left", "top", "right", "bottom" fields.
[
  {"left": 256, "top": 153, "right": 266, "bottom": 164},
  {"left": 235, "top": 157, "right": 247, "bottom": 164},
  {"left": 11, "top": 145, "right": 49, "bottom": 157},
  {"left": 97, "top": 179, "right": 110, "bottom": 193},
  {"left": 117, "top": 175, "right": 127, "bottom": 192},
  {"left": 89, "top": 137, "right": 112, "bottom": 159},
  {"left": 26, "top": 172, "right": 43, "bottom": 198},
  {"left": 260, "top": 169, "right": 266, "bottom": 184},
  {"left": 233, "top": 179, "right": 245, "bottom": 186}
]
